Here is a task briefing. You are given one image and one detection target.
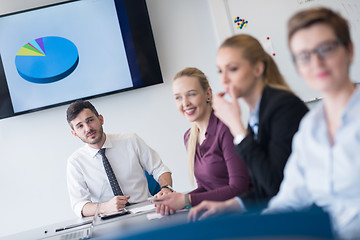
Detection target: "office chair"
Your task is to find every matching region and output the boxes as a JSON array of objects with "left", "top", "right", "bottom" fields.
[{"left": 145, "top": 171, "right": 161, "bottom": 196}]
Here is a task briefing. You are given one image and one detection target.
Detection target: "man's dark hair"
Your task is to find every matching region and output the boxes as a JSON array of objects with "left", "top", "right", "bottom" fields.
[{"left": 66, "top": 100, "right": 99, "bottom": 129}]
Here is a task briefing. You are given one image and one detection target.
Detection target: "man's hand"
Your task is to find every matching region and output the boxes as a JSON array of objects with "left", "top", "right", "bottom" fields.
[
  {"left": 154, "top": 186, "right": 172, "bottom": 198},
  {"left": 101, "top": 195, "right": 130, "bottom": 214}
]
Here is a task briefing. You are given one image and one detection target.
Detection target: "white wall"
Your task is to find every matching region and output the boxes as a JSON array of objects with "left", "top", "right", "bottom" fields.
[
  {"left": 209, "top": 0, "right": 360, "bottom": 101},
  {"left": 5, "top": 0, "right": 350, "bottom": 237},
  {"left": 0, "top": 0, "right": 222, "bottom": 237}
]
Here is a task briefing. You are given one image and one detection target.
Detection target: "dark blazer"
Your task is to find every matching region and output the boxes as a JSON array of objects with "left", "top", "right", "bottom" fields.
[{"left": 236, "top": 86, "right": 308, "bottom": 207}]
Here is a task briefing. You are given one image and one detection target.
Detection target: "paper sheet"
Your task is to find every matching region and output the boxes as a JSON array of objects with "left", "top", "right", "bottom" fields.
[
  {"left": 130, "top": 204, "right": 156, "bottom": 214},
  {"left": 146, "top": 212, "right": 164, "bottom": 220}
]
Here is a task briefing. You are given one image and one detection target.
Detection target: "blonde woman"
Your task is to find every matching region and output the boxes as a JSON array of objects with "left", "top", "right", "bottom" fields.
[
  {"left": 188, "top": 34, "right": 308, "bottom": 220},
  {"left": 154, "top": 67, "right": 250, "bottom": 215},
  {"left": 190, "top": 7, "right": 360, "bottom": 239}
]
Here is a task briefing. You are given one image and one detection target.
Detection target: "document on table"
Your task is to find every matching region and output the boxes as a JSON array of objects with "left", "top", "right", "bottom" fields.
[
  {"left": 146, "top": 212, "right": 163, "bottom": 220},
  {"left": 145, "top": 208, "right": 189, "bottom": 220},
  {"left": 130, "top": 204, "right": 156, "bottom": 214}
]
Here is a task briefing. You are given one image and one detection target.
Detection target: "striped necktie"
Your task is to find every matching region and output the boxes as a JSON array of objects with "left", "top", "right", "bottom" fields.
[{"left": 98, "top": 148, "right": 124, "bottom": 196}]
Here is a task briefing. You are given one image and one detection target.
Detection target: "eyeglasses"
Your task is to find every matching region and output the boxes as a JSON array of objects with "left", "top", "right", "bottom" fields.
[{"left": 292, "top": 40, "right": 343, "bottom": 66}]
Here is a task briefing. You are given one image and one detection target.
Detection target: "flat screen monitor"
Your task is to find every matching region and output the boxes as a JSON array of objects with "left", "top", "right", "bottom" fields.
[{"left": 0, "top": 0, "right": 163, "bottom": 120}]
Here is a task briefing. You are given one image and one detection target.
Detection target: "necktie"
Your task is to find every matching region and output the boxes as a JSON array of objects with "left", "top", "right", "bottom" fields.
[
  {"left": 98, "top": 148, "right": 124, "bottom": 196},
  {"left": 251, "top": 123, "right": 259, "bottom": 139},
  {"left": 249, "top": 115, "right": 259, "bottom": 140}
]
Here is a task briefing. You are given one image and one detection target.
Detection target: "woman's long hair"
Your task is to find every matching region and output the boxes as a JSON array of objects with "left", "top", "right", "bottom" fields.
[
  {"left": 173, "top": 67, "right": 212, "bottom": 184},
  {"left": 220, "top": 34, "right": 292, "bottom": 92}
]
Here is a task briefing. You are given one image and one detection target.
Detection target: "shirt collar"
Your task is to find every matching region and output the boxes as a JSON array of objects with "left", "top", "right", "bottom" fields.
[
  {"left": 249, "top": 97, "right": 261, "bottom": 126},
  {"left": 85, "top": 134, "right": 113, "bottom": 158},
  {"left": 342, "top": 84, "right": 360, "bottom": 123},
  {"left": 311, "top": 84, "right": 360, "bottom": 143}
]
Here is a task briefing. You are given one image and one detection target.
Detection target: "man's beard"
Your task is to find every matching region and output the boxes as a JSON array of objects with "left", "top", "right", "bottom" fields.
[{"left": 82, "top": 127, "right": 104, "bottom": 145}]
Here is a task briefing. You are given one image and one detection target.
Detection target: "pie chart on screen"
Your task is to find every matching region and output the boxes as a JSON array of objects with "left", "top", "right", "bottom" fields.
[{"left": 15, "top": 36, "right": 79, "bottom": 84}]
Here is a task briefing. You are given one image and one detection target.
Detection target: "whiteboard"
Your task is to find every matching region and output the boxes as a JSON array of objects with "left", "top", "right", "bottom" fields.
[{"left": 215, "top": 0, "right": 360, "bottom": 101}]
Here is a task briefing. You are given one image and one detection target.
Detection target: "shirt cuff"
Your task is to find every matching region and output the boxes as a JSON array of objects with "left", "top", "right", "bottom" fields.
[
  {"left": 74, "top": 200, "right": 90, "bottom": 217},
  {"left": 233, "top": 133, "right": 246, "bottom": 145},
  {"left": 235, "top": 196, "right": 247, "bottom": 212}
]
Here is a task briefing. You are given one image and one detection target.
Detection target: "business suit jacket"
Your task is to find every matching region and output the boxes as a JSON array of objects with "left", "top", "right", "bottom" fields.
[{"left": 236, "top": 85, "right": 308, "bottom": 208}]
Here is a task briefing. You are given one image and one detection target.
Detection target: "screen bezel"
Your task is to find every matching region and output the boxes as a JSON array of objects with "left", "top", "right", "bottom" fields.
[{"left": 0, "top": 0, "right": 163, "bottom": 120}]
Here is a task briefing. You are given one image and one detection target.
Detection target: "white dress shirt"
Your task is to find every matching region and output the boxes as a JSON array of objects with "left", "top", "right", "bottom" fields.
[
  {"left": 264, "top": 86, "right": 360, "bottom": 239},
  {"left": 67, "top": 133, "right": 171, "bottom": 217},
  {"left": 248, "top": 97, "right": 261, "bottom": 139}
]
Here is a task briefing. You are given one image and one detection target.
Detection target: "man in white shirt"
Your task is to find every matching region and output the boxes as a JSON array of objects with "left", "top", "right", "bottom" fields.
[{"left": 66, "top": 100, "right": 172, "bottom": 217}]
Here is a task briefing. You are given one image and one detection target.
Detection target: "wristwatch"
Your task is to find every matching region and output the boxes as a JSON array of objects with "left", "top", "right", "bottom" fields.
[
  {"left": 184, "top": 194, "right": 192, "bottom": 209},
  {"left": 233, "top": 133, "right": 246, "bottom": 145},
  {"left": 161, "top": 185, "right": 175, "bottom": 192}
]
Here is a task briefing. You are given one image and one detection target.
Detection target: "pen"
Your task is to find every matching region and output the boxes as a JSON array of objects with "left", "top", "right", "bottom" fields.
[
  {"left": 55, "top": 220, "right": 93, "bottom": 232},
  {"left": 147, "top": 197, "right": 162, "bottom": 202}
]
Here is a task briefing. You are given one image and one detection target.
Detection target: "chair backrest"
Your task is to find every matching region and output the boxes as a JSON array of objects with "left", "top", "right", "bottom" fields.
[{"left": 145, "top": 171, "right": 161, "bottom": 196}]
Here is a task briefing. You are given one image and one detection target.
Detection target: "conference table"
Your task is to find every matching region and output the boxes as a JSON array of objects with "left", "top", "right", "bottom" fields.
[
  {"left": 2, "top": 201, "right": 335, "bottom": 240},
  {"left": 2, "top": 201, "right": 188, "bottom": 240}
]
